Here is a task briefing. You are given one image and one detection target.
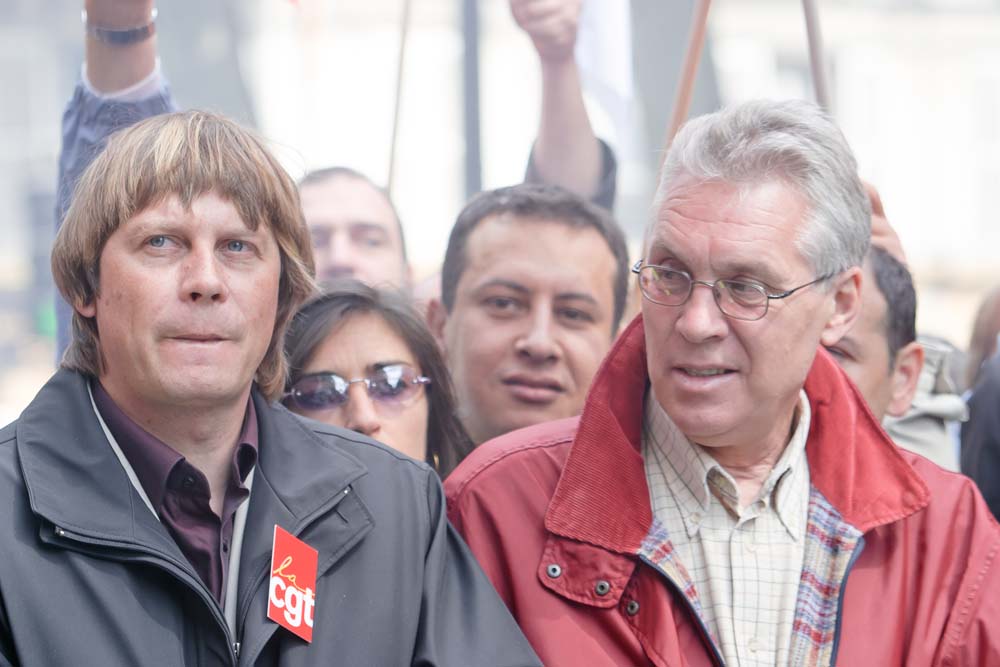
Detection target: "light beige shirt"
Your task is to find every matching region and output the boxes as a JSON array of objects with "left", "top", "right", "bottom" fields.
[{"left": 642, "top": 390, "right": 811, "bottom": 667}]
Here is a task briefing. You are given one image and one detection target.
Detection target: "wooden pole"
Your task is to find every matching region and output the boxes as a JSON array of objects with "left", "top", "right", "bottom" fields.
[
  {"left": 628, "top": 0, "right": 714, "bottom": 330},
  {"left": 665, "top": 0, "right": 713, "bottom": 149}
]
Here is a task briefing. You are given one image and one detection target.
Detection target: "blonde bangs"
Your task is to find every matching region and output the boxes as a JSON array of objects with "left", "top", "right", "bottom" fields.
[{"left": 53, "top": 110, "right": 317, "bottom": 397}]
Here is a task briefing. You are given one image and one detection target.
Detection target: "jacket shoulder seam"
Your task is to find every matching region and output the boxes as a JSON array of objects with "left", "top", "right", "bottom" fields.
[{"left": 449, "top": 433, "right": 573, "bottom": 499}]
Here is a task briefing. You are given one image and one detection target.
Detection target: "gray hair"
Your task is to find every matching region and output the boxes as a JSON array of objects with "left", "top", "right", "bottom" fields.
[{"left": 652, "top": 99, "right": 871, "bottom": 279}]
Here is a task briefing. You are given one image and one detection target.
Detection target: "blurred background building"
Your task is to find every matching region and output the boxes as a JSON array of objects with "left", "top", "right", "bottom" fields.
[{"left": 3, "top": 0, "right": 998, "bottom": 420}]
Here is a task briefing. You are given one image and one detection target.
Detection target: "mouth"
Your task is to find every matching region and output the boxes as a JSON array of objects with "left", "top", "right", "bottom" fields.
[
  {"left": 501, "top": 375, "right": 566, "bottom": 404},
  {"left": 168, "top": 334, "right": 227, "bottom": 343},
  {"left": 320, "top": 268, "right": 356, "bottom": 283},
  {"left": 670, "top": 365, "right": 739, "bottom": 389},
  {"left": 678, "top": 367, "right": 734, "bottom": 377}
]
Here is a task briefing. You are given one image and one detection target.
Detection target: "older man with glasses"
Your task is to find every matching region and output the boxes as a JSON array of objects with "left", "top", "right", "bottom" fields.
[{"left": 445, "top": 99, "right": 1000, "bottom": 666}]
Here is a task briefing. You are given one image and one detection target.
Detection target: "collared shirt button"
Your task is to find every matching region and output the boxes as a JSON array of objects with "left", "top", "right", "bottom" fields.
[
  {"left": 747, "top": 637, "right": 760, "bottom": 653},
  {"left": 595, "top": 580, "right": 611, "bottom": 596},
  {"left": 690, "top": 512, "right": 702, "bottom": 524},
  {"left": 546, "top": 564, "right": 562, "bottom": 578},
  {"left": 182, "top": 475, "right": 195, "bottom": 489},
  {"left": 625, "top": 600, "right": 640, "bottom": 616}
]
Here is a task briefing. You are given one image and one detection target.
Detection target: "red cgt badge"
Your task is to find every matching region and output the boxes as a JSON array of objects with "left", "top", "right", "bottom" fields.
[{"left": 267, "top": 525, "right": 318, "bottom": 643}]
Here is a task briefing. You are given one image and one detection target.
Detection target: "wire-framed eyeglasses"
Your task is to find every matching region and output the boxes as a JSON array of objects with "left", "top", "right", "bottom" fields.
[
  {"left": 632, "top": 260, "right": 833, "bottom": 321},
  {"left": 283, "top": 363, "right": 431, "bottom": 414}
]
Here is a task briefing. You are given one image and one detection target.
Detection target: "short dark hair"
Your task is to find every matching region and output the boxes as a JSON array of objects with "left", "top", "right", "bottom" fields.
[
  {"left": 869, "top": 246, "right": 916, "bottom": 366},
  {"left": 283, "top": 280, "right": 473, "bottom": 476},
  {"left": 298, "top": 166, "right": 409, "bottom": 262},
  {"left": 440, "top": 183, "right": 629, "bottom": 330}
]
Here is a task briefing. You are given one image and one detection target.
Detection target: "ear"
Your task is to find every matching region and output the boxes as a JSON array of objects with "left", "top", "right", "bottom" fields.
[
  {"left": 425, "top": 298, "right": 449, "bottom": 353},
  {"left": 886, "top": 341, "right": 924, "bottom": 417},
  {"left": 819, "top": 267, "right": 863, "bottom": 347},
  {"left": 75, "top": 298, "right": 97, "bottom": 319}
]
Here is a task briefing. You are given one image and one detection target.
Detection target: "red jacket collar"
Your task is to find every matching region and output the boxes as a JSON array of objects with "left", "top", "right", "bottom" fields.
[{"left": 545, "top": 315, "right": 930, "bottom": 551}]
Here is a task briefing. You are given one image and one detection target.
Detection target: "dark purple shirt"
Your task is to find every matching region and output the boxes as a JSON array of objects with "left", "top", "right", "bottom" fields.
[{"left": 92, "top": 382, "right": 258, "bottom": 604}]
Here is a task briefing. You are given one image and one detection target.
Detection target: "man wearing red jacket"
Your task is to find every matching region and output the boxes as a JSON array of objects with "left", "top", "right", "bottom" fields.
[{"left": 445, "top": 99, "right": 1000, "bottom": 666}]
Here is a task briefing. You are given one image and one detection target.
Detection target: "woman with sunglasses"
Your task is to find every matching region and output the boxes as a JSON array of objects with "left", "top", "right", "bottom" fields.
[{"left": 283, "top": 280, "right": 473, "bottom": 476}]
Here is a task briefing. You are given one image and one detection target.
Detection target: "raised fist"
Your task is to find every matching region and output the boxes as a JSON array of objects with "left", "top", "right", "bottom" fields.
[{"left": 510, "top": 0, "right": 583, "bottom": 63}]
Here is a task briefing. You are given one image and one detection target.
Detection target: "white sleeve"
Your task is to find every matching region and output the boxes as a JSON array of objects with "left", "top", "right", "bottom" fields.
[{"left": 81, "top": 58, "right": 164, "bottom": 102}]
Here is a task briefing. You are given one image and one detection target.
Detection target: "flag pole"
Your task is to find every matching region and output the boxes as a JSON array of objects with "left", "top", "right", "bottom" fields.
[
  {"left": 387, "top": 0, "right": 414, "bottom": 197},
  {"left": 802, "top": 0, "right": 831, "bottom": 111},
  {"left": 628, "top": 0, "right": 713, "bottom": 331},
  {"left": 461, "top": 0, "right": 482, "bottom": 199},
  {"left": 665, "top": 0, "right": 713, "bottom": 149}
]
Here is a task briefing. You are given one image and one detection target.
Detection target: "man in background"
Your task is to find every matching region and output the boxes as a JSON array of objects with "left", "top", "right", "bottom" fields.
[
  {"left": 428, "top": 183, "right": 628, "bottom": 445},
  {"left": 835, "top": 186, "right": 966, "bottom": 470}
]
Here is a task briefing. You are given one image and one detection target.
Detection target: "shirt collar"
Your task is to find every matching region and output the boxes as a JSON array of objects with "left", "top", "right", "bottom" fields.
[
  {"left": 643, "top": 390, "right": 714, "bottom": 514},
  {"left": 92, "top": 381, "right": 259, "bottom": 513},
  {"left": 643, "top": 389, "right": 811, "bottom": 540},
  {"left": 767, "top": 393, "right": 810, "bottom": 538}
]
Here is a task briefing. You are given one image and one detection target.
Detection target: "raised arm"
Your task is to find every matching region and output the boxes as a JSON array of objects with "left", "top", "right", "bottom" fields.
[
  {"left": 83, "top": 0, "right": 158, "bottom": 92},
  {"left": 62, "top": 0, "right": 173, "bottom": 216},
  {"left": 57, "top": 0, "right": 176, "bottom": 355},
  {"left": 514, "top": 0, "right": 612, "bottom": 206}
]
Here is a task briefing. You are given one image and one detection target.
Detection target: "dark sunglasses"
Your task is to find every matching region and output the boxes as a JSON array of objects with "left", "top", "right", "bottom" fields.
[{"left": 283, "top": 363, "right": 430, "bottom": 413}]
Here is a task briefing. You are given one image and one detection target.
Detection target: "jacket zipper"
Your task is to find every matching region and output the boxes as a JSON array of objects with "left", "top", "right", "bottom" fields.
[
  {"left": 639, "top": 554, "right": 726, "bottom": 667},
  {"left": 828, "top": 536, "right": 866, "bottom": 665},
  {"left": 234, "top": 485, "right": 357, "bottom": 655},
  {"left": 50, "top": 525, "right": 238, "bottom": 666}
]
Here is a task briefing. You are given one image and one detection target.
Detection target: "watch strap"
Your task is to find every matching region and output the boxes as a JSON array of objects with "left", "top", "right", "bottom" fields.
[{"left": 81, "top": 8, "right": 158, "bottom": 46}]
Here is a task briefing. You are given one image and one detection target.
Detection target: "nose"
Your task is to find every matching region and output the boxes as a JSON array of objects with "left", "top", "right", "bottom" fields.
[
  {"left": 343, "top": 384, "right": 381, "bottom": 439},
  {"left": 674, "top": 282, "right": 729, "bottom": 343},
  {"left": 319, "top": 231, "right": 359, "bottom": 281},
  {"left": 514, "top": 306, "right": 560, "bottom": 363},
  {"left": 181, "top": 246, "right": 228, "bottom": 303}
]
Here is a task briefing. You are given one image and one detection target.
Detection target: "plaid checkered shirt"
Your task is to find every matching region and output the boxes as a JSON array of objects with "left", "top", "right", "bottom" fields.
[{"left": 642, "top": 389, "right": 812, "bottom": 667}]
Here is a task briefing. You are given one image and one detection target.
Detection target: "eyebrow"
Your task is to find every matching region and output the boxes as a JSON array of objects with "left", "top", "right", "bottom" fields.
[
  {"left": 474, "top": 279, "right": 530, "bottom": 295},
  {"left": 474, "top": 279, "right": 600, "bottom": 306},
  {"left": 305, "top": 361, "right": 412, "bottom": 378},
  {"left": 127, "top": 218, "right": 263, "bottom": 240},
  {"left": 647, "top": 240, "right": 784, "bottom": 286},
  {"left": 371, "top": 361, "right": 411, "bottom": 372},
  {"left": 348, "top": 222, "right": 391, "bottom": 235},
  {"left": 719, "top": 261, "right": 784, "bottom": 286},
  {"left": 554, "top": 292, "right": 600, "bottom": 306}
]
